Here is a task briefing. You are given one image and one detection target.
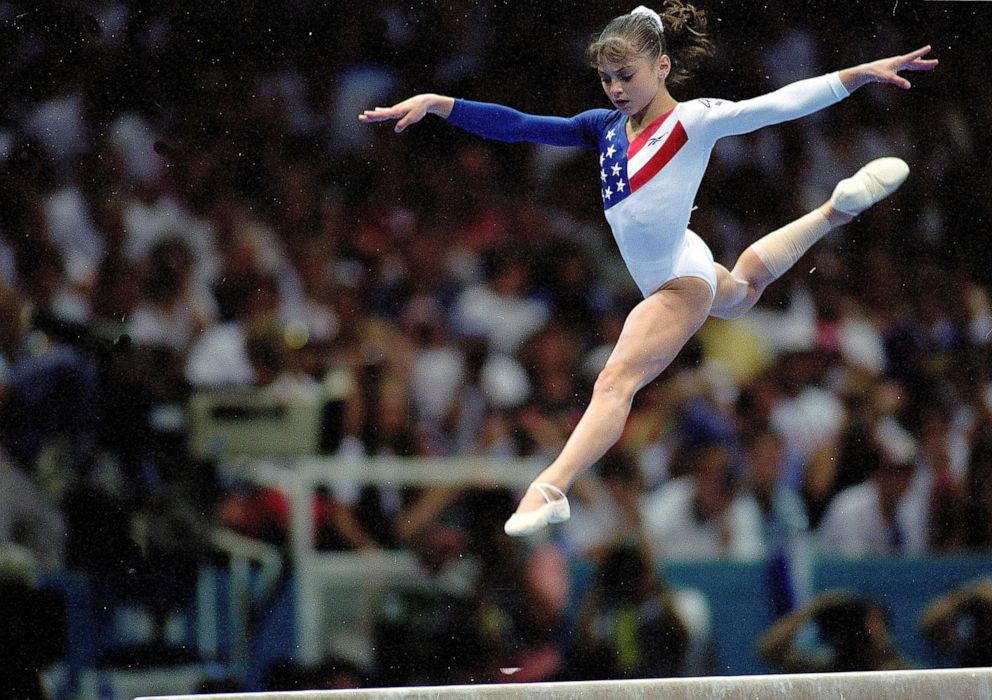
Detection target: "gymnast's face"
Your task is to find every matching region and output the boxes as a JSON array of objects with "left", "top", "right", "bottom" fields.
[{"left": 597, "top": 53, "right": 668, "bottom": 118}]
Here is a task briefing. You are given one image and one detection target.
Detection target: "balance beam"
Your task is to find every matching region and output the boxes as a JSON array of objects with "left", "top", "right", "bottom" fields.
[{"left": 137, "top": 668, "right": 992, "bottom": 699}]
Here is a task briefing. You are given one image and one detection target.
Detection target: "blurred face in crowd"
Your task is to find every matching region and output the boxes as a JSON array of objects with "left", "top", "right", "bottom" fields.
[
  {"left": 491, "top": 259, "right": 530, "bottom": 297},
  {"left": 378, "top": 379, "right": 412, "bottom": 434},
  {"left": 692, "top": 445, "right": 733, "bottom": 519},
  {"left": 747, "top": 431, "right": 784, "bottom": 490},
  {"left": 874, "top": 462, "right": 915, "bottom": 512}
]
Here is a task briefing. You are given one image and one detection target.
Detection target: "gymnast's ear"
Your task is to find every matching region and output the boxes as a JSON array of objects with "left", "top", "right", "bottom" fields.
[{"left": 658, "top": 54, "right": 672, "bottom": 81}]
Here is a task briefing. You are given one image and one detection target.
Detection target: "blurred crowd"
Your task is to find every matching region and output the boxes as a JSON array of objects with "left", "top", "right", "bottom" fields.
[{"left": 0, "top": 0, "right": 991, "bottom": 693}]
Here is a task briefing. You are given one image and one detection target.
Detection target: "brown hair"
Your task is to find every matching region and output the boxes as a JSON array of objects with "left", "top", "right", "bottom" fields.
[{"left": 586, "top": 1, "right": 714, "bottom": 87}]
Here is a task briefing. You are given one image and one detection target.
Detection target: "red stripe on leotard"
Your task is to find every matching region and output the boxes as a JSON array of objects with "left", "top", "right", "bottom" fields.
[
  {"left": 629, "top": 120, "right": 688, "bottom": 192},
  {"left": 627, "top": 107, "right": 676, "bottom": 159}
]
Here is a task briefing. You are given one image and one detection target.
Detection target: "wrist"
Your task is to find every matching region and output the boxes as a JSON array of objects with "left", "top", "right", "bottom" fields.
[
  {"left": 425, "top": 94, "right": 455, "bottom": 119},
  {"left": 839, "top": 66, "right": 870, "bottom": 92}
]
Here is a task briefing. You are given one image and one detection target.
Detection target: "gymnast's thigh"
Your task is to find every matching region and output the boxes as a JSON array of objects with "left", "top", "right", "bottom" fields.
[{"left": 668, "top": 229, "right": 717, "bottom": 299}]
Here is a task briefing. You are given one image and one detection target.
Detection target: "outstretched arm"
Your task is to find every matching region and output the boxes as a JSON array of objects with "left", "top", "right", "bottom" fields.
[
  {"left": 359, "top": 94, "right": 454, "bottom": 133},
  {"left": 838, "top": 45, "right": 938, "bottom": 91},
  {"left": 920, "top": 577, "right": 992, "bottom": 655},
  {"left": 758, "top": 591, "right": 851, "bottom": 674},
  {"left": 360, "top": 94, "right": 606, "bottom": 148},
  {"left": 694, "top": 45, "right": 938, "bottom": 141}
]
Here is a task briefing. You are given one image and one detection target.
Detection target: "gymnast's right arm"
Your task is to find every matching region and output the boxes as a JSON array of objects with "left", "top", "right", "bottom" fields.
[
  {"left": 358, "top": 93, "right": 455, "bottom": 132},
  {"left": 359, "top": 93, "right": 602, "bottom": 148}
]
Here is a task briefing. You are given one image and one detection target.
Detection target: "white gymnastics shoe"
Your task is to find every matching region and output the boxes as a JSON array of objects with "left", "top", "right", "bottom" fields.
[
  {"left": 503, "top": 482, "right": 570, "bottom": 537},
  {"left": 830, "top": 157, "right": 910, "bottom": 216}
]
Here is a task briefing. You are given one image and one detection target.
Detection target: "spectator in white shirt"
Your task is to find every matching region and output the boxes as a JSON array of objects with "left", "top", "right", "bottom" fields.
[
  {"left": 453, "top": 245, "right": 549, "bottom": 354},
  {"left": 129, "top": 237, "right": 217, "bottom": 350},
  {"left": 642, "top": 442, "right": 765, "bottom": 561},
  {"left": 816, "top": 449, "right": 926, "bottom": 556}
]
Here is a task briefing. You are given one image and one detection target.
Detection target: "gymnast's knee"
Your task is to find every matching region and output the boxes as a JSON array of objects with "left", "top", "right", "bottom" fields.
[
  {"left": 593, "top": 362, "right": 640, "bottom": 404},
  {"left": 710, "top": 277, "right": 754, "bottom": 319},
  {"left": 710, "top": 300, "right": 743, "bottom": 320}
]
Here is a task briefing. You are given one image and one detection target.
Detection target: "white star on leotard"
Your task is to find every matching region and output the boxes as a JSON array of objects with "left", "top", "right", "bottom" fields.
[
  {"left": 605, "top": 145, "right": 616, "bottom": 159},
  {"left": 604, "top": 186, "right": 613, "bottom": 199},
  {"left": 606, "top": 127, "right": 616, "bottom": 140},
  {"left": 600, "top": 168, "right": 607, "bottom": 182},
  {"left": 616, "top": 179, "right": 626, "bottom": 192},
  {"left": 599, "top": 152, "right": 605, "bottom": 165},
  {"left": 611, "top": 163, "right": 622, "bottom": 176}
]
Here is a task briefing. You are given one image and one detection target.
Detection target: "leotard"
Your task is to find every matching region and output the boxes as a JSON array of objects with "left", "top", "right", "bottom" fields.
[{"left": 448, "top": 72, "right": 850, "bottom": 297}]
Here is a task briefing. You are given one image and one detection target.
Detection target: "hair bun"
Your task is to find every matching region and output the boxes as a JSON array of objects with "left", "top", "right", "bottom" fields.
[{"left": 631, "top": 6, "right": 665, "bottom": 33}]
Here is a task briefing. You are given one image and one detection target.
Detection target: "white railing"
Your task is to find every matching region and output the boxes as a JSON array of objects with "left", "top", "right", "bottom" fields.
[
  {"left": 221, "top": 456, "right": 544, "bottom": 665},
  {"left": 202, "top": 527, "right": 284, "bottom": 673}
]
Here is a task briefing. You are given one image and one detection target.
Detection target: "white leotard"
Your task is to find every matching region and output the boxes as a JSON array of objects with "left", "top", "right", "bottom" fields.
[{"left": 449, "top": 72, "right": 850, "bottom": 296}]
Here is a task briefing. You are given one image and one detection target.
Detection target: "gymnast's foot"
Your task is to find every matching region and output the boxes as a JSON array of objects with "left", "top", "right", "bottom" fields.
[
  {"left": 504, "top": 482, "right": 570, "bottom": 537},
  {"left": 830, "top": 157, "right": 910, "bottom": 217}
]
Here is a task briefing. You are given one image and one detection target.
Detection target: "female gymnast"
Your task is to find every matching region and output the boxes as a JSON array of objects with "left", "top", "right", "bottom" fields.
[{"left": 359, "top": 3, "right": 937, "bottom": 537}]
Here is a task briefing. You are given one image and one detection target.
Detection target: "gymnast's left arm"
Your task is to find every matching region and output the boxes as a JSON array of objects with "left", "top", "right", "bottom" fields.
[
  {"left": 691, "top": 45, "right": 937, "bottom": 141},
  {"left": 837, "top": 45, "right": 938, "bottom": 92}
]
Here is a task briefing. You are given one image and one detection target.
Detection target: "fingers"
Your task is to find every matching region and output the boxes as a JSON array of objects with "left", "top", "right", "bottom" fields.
[
  {"left": 907, "top": 57, "right": 939, "bottom": 72},
  {"left": 394, "top": 107, "right": 425, "bottom": 132},
  {"left": 899, "top": 45, "right": 938, "bottom": 72},
  {"left": 878, "top": 70, "right": 912, "bottom": 89},
  {"left": 358, "top": 98, "right": 426, "bottom": 131},
  {"left": 871, "top": 45, "right": 937, "bottom": 90},
  {"left": 358, "top": 107, "right": 421, "bottom": 132},
  {"left": 358, "top": 107, "right": 401, "bottom": 123}
]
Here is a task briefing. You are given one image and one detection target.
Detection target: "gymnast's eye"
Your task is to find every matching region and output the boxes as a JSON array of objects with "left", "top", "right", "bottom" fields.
[{"left": 601, "top": 72, "right": 633, "bottom": 85}]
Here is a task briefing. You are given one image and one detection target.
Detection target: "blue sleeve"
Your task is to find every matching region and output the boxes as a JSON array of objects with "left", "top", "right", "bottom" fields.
[{"left": 448, "top": 99, "right": 607, "bottom": 149}]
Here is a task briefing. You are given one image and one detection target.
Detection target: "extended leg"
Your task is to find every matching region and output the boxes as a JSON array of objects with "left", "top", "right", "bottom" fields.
[
  {"left": 505, "top": 276, "right": 714, "bottom": 536},
  {"left": 710, "top": 157, "right": 909, "bottom": 320}
]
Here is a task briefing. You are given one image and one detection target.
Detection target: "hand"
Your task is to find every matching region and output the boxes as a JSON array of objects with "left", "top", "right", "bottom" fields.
[
  {"left": 358, "top": 94, "right": 453, "bottom": 132},
  {"left": 842, "top": 45, "right": 938, "bottom": 91},
  {"left": 963, "top": 578, "right": 992, "bottom": 603},
  {"left": 810, "top": 589, "right": 855, "bottom": 614}
]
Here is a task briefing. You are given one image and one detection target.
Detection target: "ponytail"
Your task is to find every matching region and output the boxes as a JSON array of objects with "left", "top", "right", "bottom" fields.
[{"left": 658, "top": 1, "right": 713, "bottom": 86}]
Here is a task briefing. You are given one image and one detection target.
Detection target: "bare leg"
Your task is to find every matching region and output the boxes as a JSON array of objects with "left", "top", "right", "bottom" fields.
[
  {"left": 711, "top": 156, "right": 911, "bottom": 319},
  {"left": 510, "top": 276, "right": 714, "bottom": 518},
  {"left": 506, "top": 158, "right": 909, "bottom": 535},
  {"left": 710, "top": 202, "right": 851, "bottom": 320}
]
